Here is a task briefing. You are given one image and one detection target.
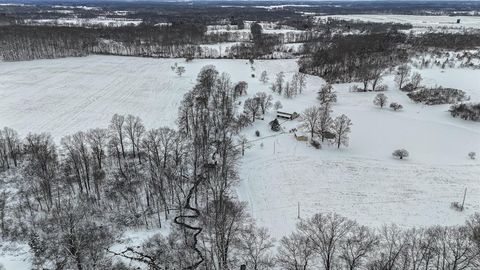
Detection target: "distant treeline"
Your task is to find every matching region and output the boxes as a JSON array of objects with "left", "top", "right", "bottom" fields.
[
  {"left": 0, "top": 24, "right": 211, "bottom": 61},
  {"left": 0, "top": 23, "right": 311, "bottom": 61},
  {"left": 2, "top": 23, "right": 480, "bottom": 62}
]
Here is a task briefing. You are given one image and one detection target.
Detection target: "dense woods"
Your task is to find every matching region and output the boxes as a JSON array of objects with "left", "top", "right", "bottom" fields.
[
  {"left": 299, "top": 32, "right": 408, "bottom": 83},
  {"left": 0, "top": 24, "right": 209, "bottom": 61}
]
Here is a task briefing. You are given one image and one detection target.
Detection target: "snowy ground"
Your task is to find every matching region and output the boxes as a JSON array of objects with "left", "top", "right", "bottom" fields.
[
  {"left": 24, "top": 17, "right": 143, "bottom": 27},
  {"left": 0, "top": 56, "right": 297, "bottom": 140},
  {"left": 319, "top": 14, "right": 480, "bottom": 32},
  {"left": 206, "top": 28, "right": 306, "bottom": 34},
  {"left": 0, "top": 55, "right": 479, "bottom": 264},
  {"left": 0, "top": 242, "right": 30, "bottom": 270}
]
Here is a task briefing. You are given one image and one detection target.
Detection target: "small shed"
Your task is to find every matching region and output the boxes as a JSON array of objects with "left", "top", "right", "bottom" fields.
[{"left": 277, "top": 111, "right": 299, "bottom": 120}]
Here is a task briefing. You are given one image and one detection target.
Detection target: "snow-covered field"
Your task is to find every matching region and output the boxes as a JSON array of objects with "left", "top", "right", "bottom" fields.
[
  {"left": 0, "top": 56, "right": 297, "bottom": 139},
  {"left": 0, "top": 55, "right": 479, "bottom": 260},
  {"left": 24, "top": 17, "right": 143, "bottom": 27},
  {"left": 206, "top": 28, "right": 306, "bottom": 35},
  {"left": 320, "top": 14, "right": 480, "bottom": 31}
]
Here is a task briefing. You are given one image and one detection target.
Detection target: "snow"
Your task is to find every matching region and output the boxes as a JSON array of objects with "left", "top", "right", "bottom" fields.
[
  {"left": 24, "top": 17, "right": 143, "bottom": 27},
  {"left": 207, "top": 29, "right": 306, "bottom": 34},
  {"left": 0, "top": 56, "right": 296, "bottom": 140},
  {"left": 252, "top": 4, "right": 313, "bottom": 10},
  {"left": 0, "top": 242, "right": 30, "bottom": 270},
  {"left": 319, "top": 14, "right": 480, "bottom": 31},
  {"left": 51, "top": 5, "right": 101, "bottom": 11},
  {"left": 0, "top": 55, "right": 479, "bottom": 244}
]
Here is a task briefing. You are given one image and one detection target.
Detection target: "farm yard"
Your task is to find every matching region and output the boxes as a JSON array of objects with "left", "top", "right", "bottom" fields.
[{"left": 0, "top": 54, "right": 479, "bottom": 243}]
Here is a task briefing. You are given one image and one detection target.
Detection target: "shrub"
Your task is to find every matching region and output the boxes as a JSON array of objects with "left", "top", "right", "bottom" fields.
[
  {"left": 310, "top": 139, "right": 321, "bottom": 149},
  {"left": 269, "top": 119, "right": 281, "bottom": 132},
  {"left": 400, "top": 83, "right": 416, "bottom": 92},
  {"left": 468, "top": 152, "right": 476, "bottom": 160},
  {"left": 392, "top": 149, "right": 409, "bottom": 159},
  {"left": 255, "top": 130, "right": 260, "bottom": 137},
  {"left": 390, "top": 102, "right": 403, "bottom": 111},
  {"left": 350, "top": 85, "right": 363, "bottom": 92},
  {"left": 407, "top": 87, "right": 468, "bottom": 105},
  {"left": 451, "top": 201, "right": 464, "bottom": 211},
  {"left": 450, "top": 103, "right": 480, "bottom": 121},
  {"left": 375, "top": 84, "right": 389, "bottom": 92},
  {"left": 274, "top": 101, "right": 283, "bottom": 110}
]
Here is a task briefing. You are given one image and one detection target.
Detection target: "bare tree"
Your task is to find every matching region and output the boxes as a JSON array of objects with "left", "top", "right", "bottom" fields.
[
  {"left": 370, "top": 66, "right": 385, "bottom": 92},
  {"left": 24, "top": 133, "right": 58, "bottom": 208},
  {"left": 2, "top": 127, "right": 21, "bottom": 168},
  {"left": 296, "top": 72, "right": 307, "bottom": 94},
  {"left": 284, "top": 81, "right": 295, "bottom": 98},
  {"left": 400, "top": 228, "right": 438, "bottom": 270},
  {"left": 234, "top": 81, "right": 248, "bottom": 99},
  {"left": 277, "top": 232, "right": 315, "bottom": 270},
  {"left": 340, "top": 225, "right": 378, "bottom": 270},
  {"left": 434, "top": 226, "right": 479, "bottom": 270},
  {"left": 200, "top": 198, "right": 248, "bottom": 270},
  {"left": 72, "top": 132, "right": 92, "bottom": 195},
  {"left": 274, "top": 72, "right": 285, "bottom": 95},
  {"left": 0, "top": 191, "right": 6, "bottom": 239},
  {"left": 274, "top": 101, "right": 283, "bottom": 111},
  {"left": 239, "top": 224, "right": 275, "bottom": 270},
  {"left": 299, "top": 213, "right": 356, "bottom": 270},
  {"left": 318, "top": 83, "right": 337, "bottom": 105},
  {"left": 30, "top": 201, "right": 115, "bottom": 270},
  {"left": 332, "top": 115, "right": 352, "bottom": 149},
  {"left": 410, "top": 72, "right": 423, "bottom": 90},
  {"left": 392, "top": 149, "right": 409, "bottom": 160},
  {"left": 125, "top": 114, "right": 145, "bottom": 162},
  {"left": 260, "top": 70, "right": 269, "bottom": 84},
  {"left": 394, "top": 65, "right": 411, "bottom": 89},
  {"left": 358, "top": 65, "right": 375, "bottom": 92},
  {"left": 176, "top": 66, "right": 186, "bottom": 76},
  {"left": 367, "top": 225, "right": 407, "bottom": 270},
  {"left": 255, "top": 92, "right": 273, "bottom": 115},
  {"left": 244, "top": 97, "right": 261, "bottom": 122},
  {"left": 109, "top": 114, "right": 126, "bottom": 159},
  {"left": 300, "top": 106, "right": 322, "bottom": 139},
  {"left": 318, "top": 104, "right": 333, "bottom": 142},
  {"left": 86, "top": 128, "right": 108, "bottom": 170},
  {"left": 373, "top": 93, "right": 388, "bottom": 108},
  {"left": 238, "top": 135, "right": 249, "bottom": 156}
]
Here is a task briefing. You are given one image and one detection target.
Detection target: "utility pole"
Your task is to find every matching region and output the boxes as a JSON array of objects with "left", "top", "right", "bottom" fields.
[
  {"left": 461, "top": 187, "right": 467, "bottom": 211},
  {"left": 297, "top": 202, "right": 300, "bottom": 219}
]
